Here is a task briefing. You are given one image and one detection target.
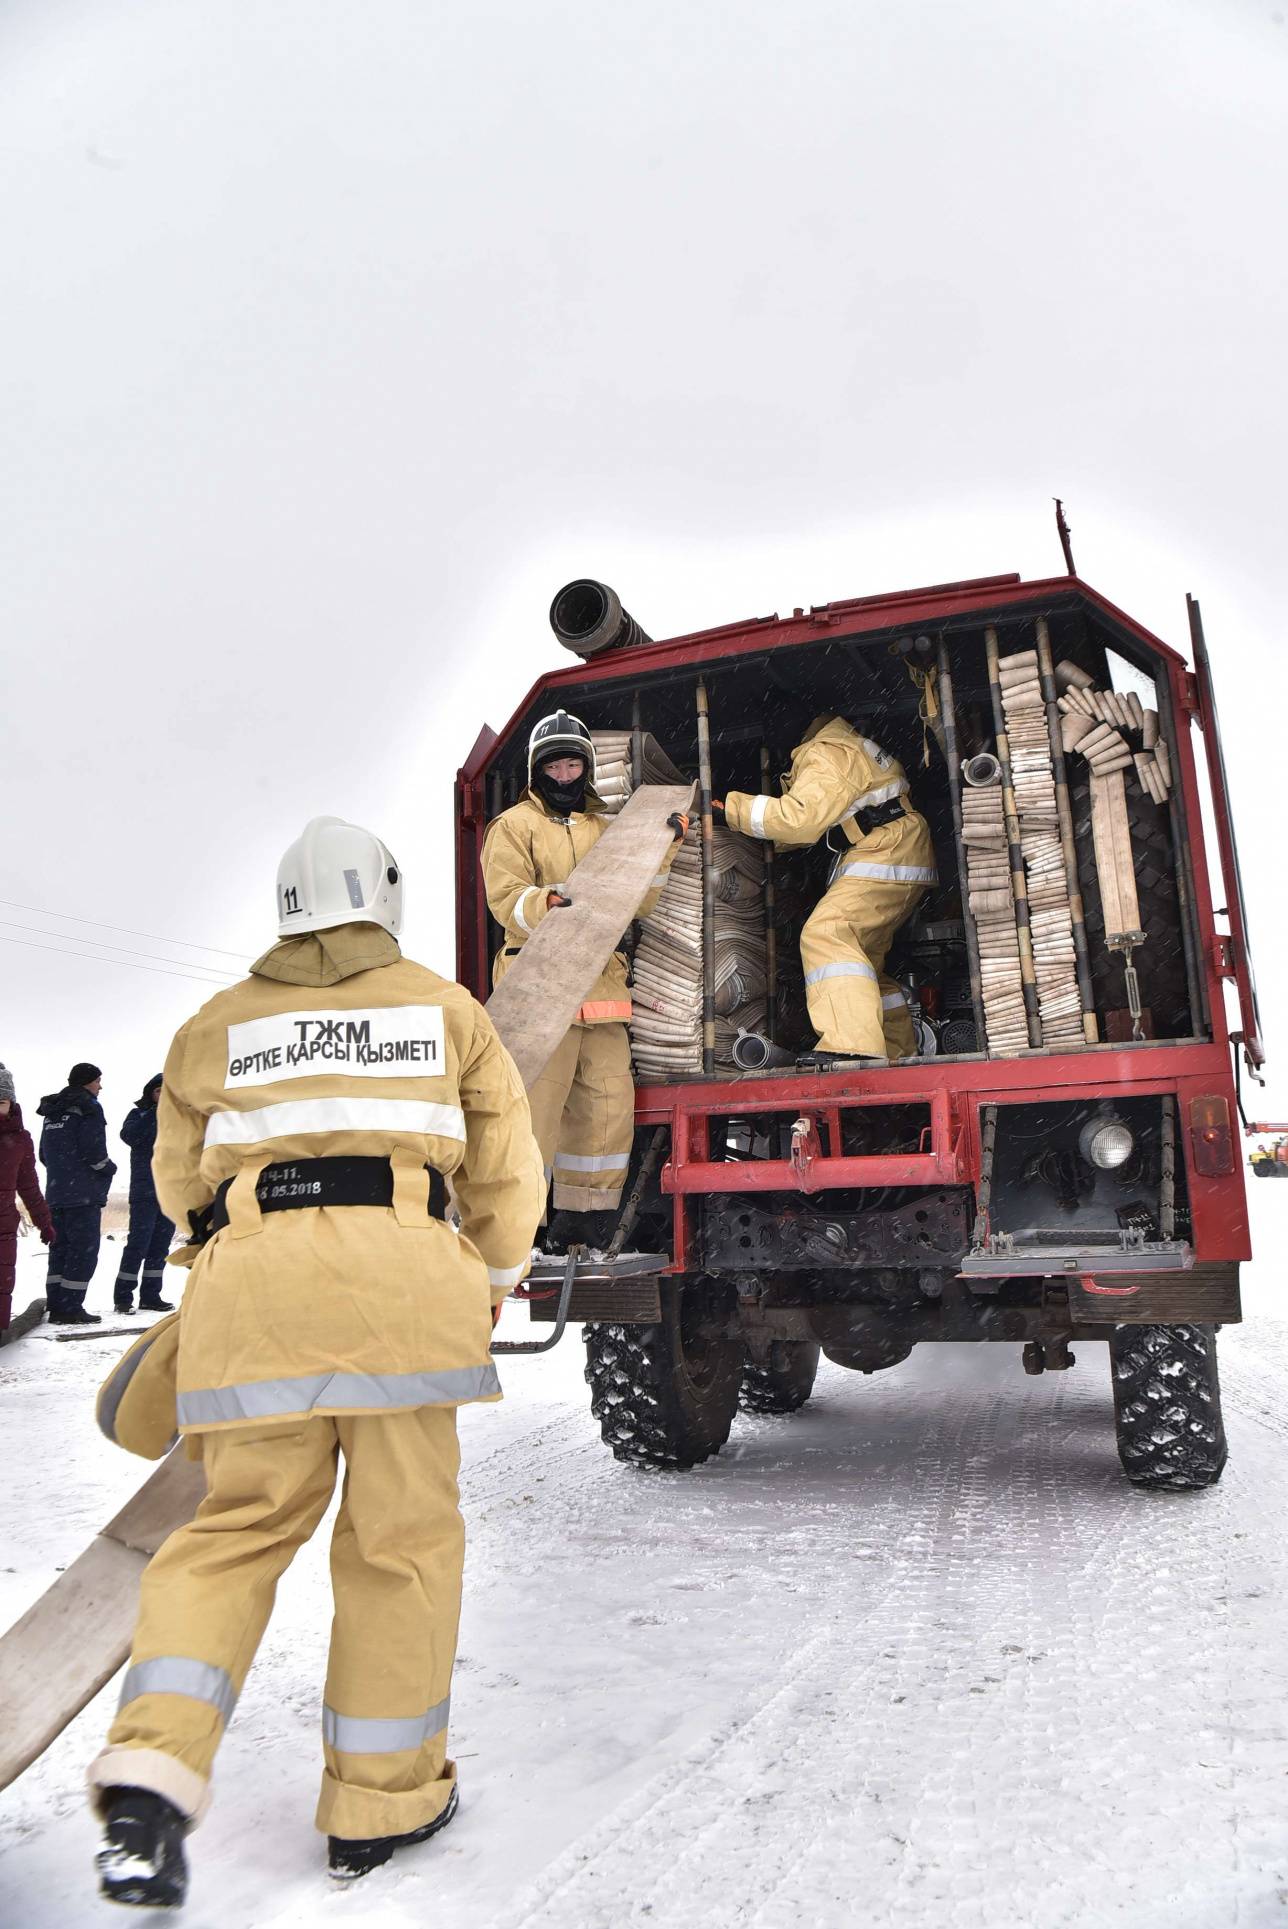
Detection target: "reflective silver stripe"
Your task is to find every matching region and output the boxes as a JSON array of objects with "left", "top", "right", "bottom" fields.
[
  {"left": 323, "top": 1695, "right": 450, "bottom": 1756},
  {"left": 176, "top": 1362, "right": 501, "bottom": 1427},
  {"left": 838, "top": 778, "right": 908, "bottom": 820},
  {"left": 838, "top": 862, "right": 938, "bottom": 884},
  {"left": 487, "top": 1260, "right": 527, "bottom": 1288},
  {"left": 554, "top": 1151, "right": 630, "bottom": 1172},
  {"left": 749, "top": 795, "right": 771, "bottom": 839},
  {"left": 804, "top": 961, "right": 878, "bottom": 987},
  {"left": 882, "top": 990, "right": 909, "bottom": 1011},
  {"left": 97, "top": 1325, "right": 174, "bottom": 1448},
  {"left": 513, "top": 887, "right": 539, "bottom": 935},
  {"left": 119, "top": 1656, "right": 237, "bottom": 1722},
  {"left": 204, "top": 1098, "right": 466, "bottom": 1149}
]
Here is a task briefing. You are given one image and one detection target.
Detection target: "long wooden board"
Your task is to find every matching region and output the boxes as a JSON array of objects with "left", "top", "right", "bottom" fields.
[
  {"left": 485, "top": 782, "right": 695, "bottom": 1089},
  {"left": 1089, "top": 770, "right": 1141, "bottom": 940},
  {"left": 0, "top": 1452, "right": 206, "bottom": 1790},
  {"left": 0, "top": 780, "right": 693, "bottom": 1792}
]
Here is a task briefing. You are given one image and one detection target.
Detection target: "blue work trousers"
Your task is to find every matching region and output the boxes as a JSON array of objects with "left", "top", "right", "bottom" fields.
[
  {"left": 47, "top": 1205, "right": 102, "bottom": 1315},
  {"left": 113, "top": 1198, "right": 175, "bottom": 1310}
]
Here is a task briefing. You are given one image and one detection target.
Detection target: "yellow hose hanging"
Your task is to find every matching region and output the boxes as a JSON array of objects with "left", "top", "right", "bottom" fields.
[{"left": 890, "top": 648, "right": 942, "bottom": 767}]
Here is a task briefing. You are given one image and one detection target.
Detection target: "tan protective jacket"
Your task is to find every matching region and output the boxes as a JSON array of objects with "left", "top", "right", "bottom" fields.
[
  {"left": 481, "top": 790, "right": 675, "bottom": 1024},
  {"left": 725, "top": 717, "right": 919, "bottom": 851},
  {"left": 154, "top": 923, "right": 544, "bottom": 1435}
]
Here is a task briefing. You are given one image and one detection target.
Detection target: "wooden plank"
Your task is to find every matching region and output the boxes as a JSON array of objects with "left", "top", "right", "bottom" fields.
[
  {"left": 0, "top": 1451, "right": 206, "bottom": 1790},
  {"left": 485, "top": 781, "right": 695, "bottom": 1089},
  {"left": 1089, "top": 770, "right": 1141, "bottom": 939}
]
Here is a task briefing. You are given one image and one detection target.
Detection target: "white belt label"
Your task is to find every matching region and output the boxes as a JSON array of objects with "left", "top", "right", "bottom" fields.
[{"left": 226, "top": 1005, "right": 447, "bottom": 1087}]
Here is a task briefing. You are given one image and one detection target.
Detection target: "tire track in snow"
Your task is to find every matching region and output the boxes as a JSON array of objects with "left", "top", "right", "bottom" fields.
[{"left": 484, "top": 1354, "right": 1288, "bottom": 1929}]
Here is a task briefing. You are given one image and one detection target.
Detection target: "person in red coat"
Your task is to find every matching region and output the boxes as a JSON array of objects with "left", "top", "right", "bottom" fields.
[{"left": 0, "top": 1063, "right": 55, "bottom": 1334}]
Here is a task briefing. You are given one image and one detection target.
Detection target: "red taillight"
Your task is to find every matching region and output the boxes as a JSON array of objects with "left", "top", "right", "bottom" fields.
[{"left": 1190, "top": 1094, "right": 1234, "bottom": 1176}]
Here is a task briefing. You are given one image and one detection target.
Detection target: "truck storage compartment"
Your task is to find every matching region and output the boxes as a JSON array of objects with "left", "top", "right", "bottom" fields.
[{"left": 473, "top": 591, "right": 1204, "bottom": 1076}]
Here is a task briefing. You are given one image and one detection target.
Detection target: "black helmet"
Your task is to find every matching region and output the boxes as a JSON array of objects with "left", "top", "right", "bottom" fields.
[{"left": 527, "top": 711, "right": 595, "bottom": 786}]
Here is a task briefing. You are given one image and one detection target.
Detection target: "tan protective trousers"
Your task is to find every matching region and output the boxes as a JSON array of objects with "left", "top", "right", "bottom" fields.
[
  {"left": 801, "top": 875, "right": 926, "bottom": 1057},
  {"left": 88, "top": 1407, "right": 463, "bottom": 1841},
  {"left": 527, "top": 1021, "right": 634, "bottom": 1212}
]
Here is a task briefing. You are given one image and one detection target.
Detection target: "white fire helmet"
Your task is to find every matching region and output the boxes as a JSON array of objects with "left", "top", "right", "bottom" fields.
[{"left": 275, "top": 816, "right": 404, "bottom": 939}]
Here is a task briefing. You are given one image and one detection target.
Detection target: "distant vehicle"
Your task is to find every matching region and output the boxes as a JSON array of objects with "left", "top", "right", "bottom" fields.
[{"left": 457, "top": 560, "right": 1260, "bottom": 1490}]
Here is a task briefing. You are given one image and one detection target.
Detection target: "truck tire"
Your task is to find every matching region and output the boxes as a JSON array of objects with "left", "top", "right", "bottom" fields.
[
  {"left": 583, "top": 1279, "right": 742, "bottom": 1469},
  {"left": 1109, "top": 1322, "right": 1228, "bottom": 1489},
  {"left": 739, "top": 1341, "right": 821, "bottom": 1414}
]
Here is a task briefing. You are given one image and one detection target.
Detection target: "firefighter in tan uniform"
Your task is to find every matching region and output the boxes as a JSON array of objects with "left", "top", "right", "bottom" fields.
[
  {"left": 89, "top": 817, "right": 544, "bottom": 1909},
  {"left": 723, "top": 717, "right": 936, "bottom": 1065},
  {"left": 482, "top": 712, "right": 685, "bottom": 1249}
]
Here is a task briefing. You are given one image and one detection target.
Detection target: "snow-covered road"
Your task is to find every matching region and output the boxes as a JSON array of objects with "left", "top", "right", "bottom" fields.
[{"left": 1, "top": 1226, "right": 1286, "bottom": 1928}]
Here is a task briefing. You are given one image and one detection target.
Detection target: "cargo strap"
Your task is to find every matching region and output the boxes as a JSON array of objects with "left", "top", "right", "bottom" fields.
[{"left": 204, "top": 1156, "right": 447, "bottom": 1239}]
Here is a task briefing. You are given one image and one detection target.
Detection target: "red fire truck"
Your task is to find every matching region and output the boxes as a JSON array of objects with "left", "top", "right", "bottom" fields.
[{"left": 456, "top": 564, "right": 1261, "bottom": 1491}]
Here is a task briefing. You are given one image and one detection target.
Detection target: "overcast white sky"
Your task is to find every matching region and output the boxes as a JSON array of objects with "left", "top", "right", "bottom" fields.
[{"left": 2, "top": 0, "right": 1286, "bottom": 1131}]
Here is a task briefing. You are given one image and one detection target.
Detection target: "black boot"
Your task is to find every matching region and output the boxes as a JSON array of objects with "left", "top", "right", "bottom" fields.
[
  {"left": 544, "top": 1209, "right": 619, "bottom": 1256},
  {"left": 96, "top": 1786, "right": 189, "bottom": 1909},
  {"left": 50, "top": 1304, "right": 102, "bottom": 1326},
  {"left": 328, "top": 1783, "right": 459, "bottom": 1882},
  {"left": 114, "top": 1291, "right": 135, "bottom": 1315},
  {"left": 139, "top": 1296, "right": 174, "bottom": 1313}
]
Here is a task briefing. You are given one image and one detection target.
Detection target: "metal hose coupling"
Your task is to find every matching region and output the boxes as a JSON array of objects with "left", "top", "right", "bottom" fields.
[
  {"left": 732, "top": 1029, "right": 796, "bottom": 1072},
  {"left": 549, "top": 580, "right": 652, "bottom": 658}
]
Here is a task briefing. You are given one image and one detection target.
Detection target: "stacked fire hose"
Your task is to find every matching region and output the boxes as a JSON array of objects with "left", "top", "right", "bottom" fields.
[
  {"left": 960, "top": 763, "right": 1028, "bottom": 1054},
  {"left": 1054, "top": 666, "right": 1172, "bottom": 802},
  {"left": 997, "top": 650, "right": 1085, "bottom": 1048},
  {"left": 591, "top": 733, "right": 767, "bottom": 1077}
]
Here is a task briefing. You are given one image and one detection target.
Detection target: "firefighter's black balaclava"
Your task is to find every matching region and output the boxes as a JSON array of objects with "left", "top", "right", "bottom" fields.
[{"left": 532, "top": 752, "right": 588, "bottom": 817}]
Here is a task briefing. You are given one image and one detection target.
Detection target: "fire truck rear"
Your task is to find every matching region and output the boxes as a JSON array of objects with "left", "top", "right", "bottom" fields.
[{"left": 455, "top": 559, "right": 1261, "bottom": 1490}]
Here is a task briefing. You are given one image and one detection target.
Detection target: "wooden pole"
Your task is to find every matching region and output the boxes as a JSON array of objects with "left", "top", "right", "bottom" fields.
[
  {"left": 759, "top": 742, "right": 779, "bottom": 1042},
  {"left": 696, "top": 678, "right": 717, "bottom": 1076},
  {"left": 985, "top": 626, "right": 1043, "bottom": 1048},
  {"left": 936, "top": 635, "right": 987, "bottom": 1049},
  {"left": 1035, "top": 617, "right": 1098, "bottom": 1044}
]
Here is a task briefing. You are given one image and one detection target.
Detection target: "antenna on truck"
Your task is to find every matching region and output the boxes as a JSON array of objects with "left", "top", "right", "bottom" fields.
[{"left": 1054, "top": 499, "right": 1077, "bottom": 576}]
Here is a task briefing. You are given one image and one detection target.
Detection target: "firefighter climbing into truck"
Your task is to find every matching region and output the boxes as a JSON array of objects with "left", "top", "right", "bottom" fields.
[{"left": 720, "top": 716, "right": 937, "bottom": 1068}]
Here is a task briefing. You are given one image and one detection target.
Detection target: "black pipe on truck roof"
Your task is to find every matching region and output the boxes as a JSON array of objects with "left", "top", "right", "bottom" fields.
[{"left": 549, "top": 579, "right": 652, "bottom": 658}]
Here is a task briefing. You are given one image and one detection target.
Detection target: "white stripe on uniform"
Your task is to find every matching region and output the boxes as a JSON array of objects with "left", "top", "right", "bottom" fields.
[{"left": 204, "top": 1097, "right": 467, "bottom": 1148}]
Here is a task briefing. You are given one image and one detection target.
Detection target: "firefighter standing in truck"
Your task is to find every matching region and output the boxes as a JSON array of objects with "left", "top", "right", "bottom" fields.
[
  {"left": 722, "top": 716, "right": 936, "bottom": 1066},
  {"left": 481, "top": 711, "right": 685, "bottom": 1251}
]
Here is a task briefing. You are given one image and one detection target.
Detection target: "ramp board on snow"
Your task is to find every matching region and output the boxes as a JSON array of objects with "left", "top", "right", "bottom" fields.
[
  {"left": 0, "top": 1298, "right": 46, "bottom": 1347},
  {"left": 0, "top": 781, "right": 694, "bottom": 1792},
  {"left": 0, "top": 1451, "right": 206, "bottom": 1791},
  {"left": 484, "top": 782, "right": 695, "bottom": 1089}
]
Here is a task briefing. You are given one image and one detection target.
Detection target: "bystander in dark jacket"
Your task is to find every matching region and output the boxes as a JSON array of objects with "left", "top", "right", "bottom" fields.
[
  {"left": 111, "top": 1075, "right": 174, "bottom": 1315},
  {"left": 37, "top": 1061, "right": 115, "bottom": 1325},
  {"left": 0, "top": 1064, "right": 55, "bottom": 1335}
]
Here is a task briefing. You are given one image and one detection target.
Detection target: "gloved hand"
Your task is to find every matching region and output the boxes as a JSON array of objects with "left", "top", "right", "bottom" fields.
[
  {"left": 39, "top": 1228, "right": 52, "bottom": 1246},
  {"left": 546, "top": 889, "right": 572, "bottom": 910},
  {"left": 710, "top": 798, "right": 726, "bottom": 824},
  {"left": 667, "top": 811, "right": 690, "bottom": 841}
]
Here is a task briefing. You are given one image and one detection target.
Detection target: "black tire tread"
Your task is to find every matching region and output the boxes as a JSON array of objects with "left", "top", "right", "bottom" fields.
[
  {"left": 584, "top": 1292, "right": 741, "bottom": 1469},
  {"left": 1109, "top": 1321, "right": 1228, "bottom": 1490},
  {"left": 739, "top": 1341, "right": 821, "bottom": 1414}
]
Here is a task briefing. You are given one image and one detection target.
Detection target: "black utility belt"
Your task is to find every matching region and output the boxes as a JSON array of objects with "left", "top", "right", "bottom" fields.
[
  {"left": 852, "top": 796, "right": 906, "bottom": 835},
  {"left": 206, "top": 1156, "right": 447, "bottom": 1237}
]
